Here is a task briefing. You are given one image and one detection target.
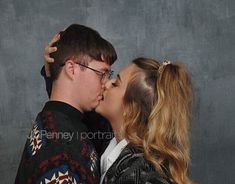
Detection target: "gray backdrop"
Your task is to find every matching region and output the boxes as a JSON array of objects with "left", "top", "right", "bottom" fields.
[{"left": 0, "top": 0, "right": 234, "bottom": 183}]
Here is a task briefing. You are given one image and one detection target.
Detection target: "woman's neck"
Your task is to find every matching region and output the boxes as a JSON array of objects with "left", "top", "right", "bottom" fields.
[{"left": 109, "top": 118, "right": 124, "bottom": 143}]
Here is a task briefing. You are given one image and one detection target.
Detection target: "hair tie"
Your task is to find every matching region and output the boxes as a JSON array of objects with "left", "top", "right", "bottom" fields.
[
  {"left": 158, "top": 60, "right": 171, "bottom": 74},
  {"left": 163, "top": 60, "right": 171, "bottom": 66}
]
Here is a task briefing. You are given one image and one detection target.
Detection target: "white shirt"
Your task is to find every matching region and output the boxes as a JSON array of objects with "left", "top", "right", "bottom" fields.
[{"left": 100, "top": 137, "right": 128, "bottom": 184}]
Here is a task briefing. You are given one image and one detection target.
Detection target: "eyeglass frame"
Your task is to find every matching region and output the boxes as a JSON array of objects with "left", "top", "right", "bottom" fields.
[{"left": 60, "top": 60, "right": 114, "bottom": 81}]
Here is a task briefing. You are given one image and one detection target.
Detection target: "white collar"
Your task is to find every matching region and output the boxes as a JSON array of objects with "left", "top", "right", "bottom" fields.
[
  {"left": 106, "top": 138, "right": 128, "bottom": 163},
  {"left": 100, "top": 137, "right": 128, "bottom": 179}
]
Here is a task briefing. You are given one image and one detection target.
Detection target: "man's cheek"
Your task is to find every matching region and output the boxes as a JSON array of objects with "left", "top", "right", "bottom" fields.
[{"left": 95, "top": 84, "right": 102, "bottom": 94}]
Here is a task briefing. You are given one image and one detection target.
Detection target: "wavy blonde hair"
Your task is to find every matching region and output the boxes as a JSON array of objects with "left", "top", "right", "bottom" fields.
[{"left": 123, "top": 57, "right": 193, "bottom": 184}]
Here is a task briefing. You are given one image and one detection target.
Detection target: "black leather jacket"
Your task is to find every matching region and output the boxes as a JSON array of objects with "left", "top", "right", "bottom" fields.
[{"left": 102, "top": 144, "right": 172, "bottom": 184}]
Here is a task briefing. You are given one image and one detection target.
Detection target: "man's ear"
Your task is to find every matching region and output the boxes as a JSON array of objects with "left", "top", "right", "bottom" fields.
[{"left": 63, "top": 60, "right": 77, "bottom": 80}]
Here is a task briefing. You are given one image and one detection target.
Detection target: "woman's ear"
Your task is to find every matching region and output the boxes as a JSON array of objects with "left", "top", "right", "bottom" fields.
[{"left": 63, "top": 60, "right": 77, "bottom": 80}]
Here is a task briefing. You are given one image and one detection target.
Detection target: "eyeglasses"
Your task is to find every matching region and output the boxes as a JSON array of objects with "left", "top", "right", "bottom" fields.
[{"left": 60, "top": 61, "right": 114, "bottom": 81}]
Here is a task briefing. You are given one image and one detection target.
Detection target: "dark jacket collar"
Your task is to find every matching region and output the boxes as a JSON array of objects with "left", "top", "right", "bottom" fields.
[{"left": 42, "top": 101, "right": 84, "bottom": 121}]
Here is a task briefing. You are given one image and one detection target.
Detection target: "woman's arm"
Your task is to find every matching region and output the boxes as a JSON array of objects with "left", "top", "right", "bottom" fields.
[
  {"left": 40, "top": 66, "right": 52, "bottom": 97},
  {"left": 41, "top": 33, "right": 60, "bottom": 97},
  {"left": 44, "top": 33, "right": 60, "bottom": 77}
]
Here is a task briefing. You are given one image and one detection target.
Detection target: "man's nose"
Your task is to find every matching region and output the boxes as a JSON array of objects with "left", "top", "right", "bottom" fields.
[{"left": 102, "top": 77, "right": 109, "bottom": 85}]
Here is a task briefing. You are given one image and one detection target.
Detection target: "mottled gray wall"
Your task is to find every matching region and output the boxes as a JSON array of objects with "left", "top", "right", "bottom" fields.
[{"left": 0, "top": 0, "right": 234, "bottom": 183}]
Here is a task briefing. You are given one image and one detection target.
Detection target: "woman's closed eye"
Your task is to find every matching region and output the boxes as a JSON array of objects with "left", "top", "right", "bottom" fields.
[
  {"left": 111, "top": 74, "right": 121, "bottom": 87},
  {"left": 112, "top": 82, "right": 118, "bottom": 87},
  {"left": 111, "top": 80, "right": 119, "bottom": 87}
]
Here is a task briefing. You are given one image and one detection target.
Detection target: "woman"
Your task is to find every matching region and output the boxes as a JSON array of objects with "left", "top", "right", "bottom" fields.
[
  {"left": 95, "top": 58, "right": 193, "bottom": 184},
  {"left": 45, "top": 35, "right": 193, "bottom": 184}
]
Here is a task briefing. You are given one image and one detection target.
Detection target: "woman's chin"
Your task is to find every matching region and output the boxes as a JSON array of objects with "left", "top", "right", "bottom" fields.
[
  {"left": 95, "top": 104, "right": 112, "bottom": 121},
  {"left": 95, "top": 100, "right": 110, "bottom": 120},
  {"left": 95, "top": 101, "right": 104, "bottom": 114}
]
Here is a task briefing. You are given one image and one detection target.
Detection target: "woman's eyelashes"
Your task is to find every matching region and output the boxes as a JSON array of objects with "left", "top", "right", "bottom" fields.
[{"left": 111, "top": 80, "right": 118, "bottom": 87}]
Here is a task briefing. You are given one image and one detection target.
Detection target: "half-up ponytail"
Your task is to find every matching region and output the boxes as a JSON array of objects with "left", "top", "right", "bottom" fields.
[
  {"left": 150, "top": 61, "right": 193, "bottom": 184},
  {"left": 123, "top": 58, "right": 193, "bottom": 184}
]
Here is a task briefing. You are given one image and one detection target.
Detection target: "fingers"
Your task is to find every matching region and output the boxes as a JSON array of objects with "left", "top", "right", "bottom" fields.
[
  {"left": 48, "top": 46, "right": 57, "bottom": 53},
  {"left": 48, "top": 33, "right": 60, "bottom": 47},
  {"left": 44, "top": 33, "right": 60, "bottom": 63},
  {"left": 44, "top": 55, "right": 54, "bottom": 63},
  {"left": 43, "top": 32, "right": 61, "bottom": 77}
]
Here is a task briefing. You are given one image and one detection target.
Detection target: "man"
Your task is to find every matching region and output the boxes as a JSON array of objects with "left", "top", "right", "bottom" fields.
[
  {"left": 41, "top": 33, "right": 114, "bottom": 157},
  {"left": 15, "top": 24, "right": 117, "bottom": 184}
]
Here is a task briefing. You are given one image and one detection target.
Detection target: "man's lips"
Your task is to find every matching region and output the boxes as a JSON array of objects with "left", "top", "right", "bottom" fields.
[{"left": 97, "top": 94, "right": 104, "bottom": 101}]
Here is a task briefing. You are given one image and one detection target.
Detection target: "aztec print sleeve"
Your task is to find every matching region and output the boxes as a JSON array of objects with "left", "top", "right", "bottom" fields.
[{"left": 15, "top": 114, "right": 100, "bottom": 184}]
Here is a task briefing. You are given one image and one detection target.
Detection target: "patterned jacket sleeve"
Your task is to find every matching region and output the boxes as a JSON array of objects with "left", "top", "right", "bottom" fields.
[{"left": 15, "top": 115, "right": 100, "bottom": 184}]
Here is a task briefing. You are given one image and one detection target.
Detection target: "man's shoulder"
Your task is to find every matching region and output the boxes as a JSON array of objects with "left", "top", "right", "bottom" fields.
[
  {"left": 38, "top": 109, "right": 88, "bottom": 133},
  {"left": 24, "top": 110, "right": 88, "bottom": 158},
  {"left": 17, "top": 111, "right": 100, "bottom": 183}
]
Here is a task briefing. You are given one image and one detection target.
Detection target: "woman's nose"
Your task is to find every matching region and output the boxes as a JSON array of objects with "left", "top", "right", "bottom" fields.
[{"left": 104, "top": 79, "right": 113, "bottom": 90}]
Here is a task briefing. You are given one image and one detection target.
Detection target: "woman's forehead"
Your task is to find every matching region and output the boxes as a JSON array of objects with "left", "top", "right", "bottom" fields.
[
  {"left": 119, "top": 64, "right": 138, "bottom": 75},
  {"left": 118, "top": 64, "right": 139, "bottom": 83}
]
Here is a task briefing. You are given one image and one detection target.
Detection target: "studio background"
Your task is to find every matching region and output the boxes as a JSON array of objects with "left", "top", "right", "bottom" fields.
[{"left": 0, "top": 0, "right": 234, "bottom": 183}]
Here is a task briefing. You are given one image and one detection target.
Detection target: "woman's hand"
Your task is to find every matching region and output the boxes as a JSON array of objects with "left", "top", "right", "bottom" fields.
[{"left": 44, "top": 33, "right": 60, "bottom": 77}]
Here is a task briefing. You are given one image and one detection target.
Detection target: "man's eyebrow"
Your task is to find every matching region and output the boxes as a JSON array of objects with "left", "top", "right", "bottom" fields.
[
  {"left": 117, "top": 74, "right": 122, "bottom": 82},
  {"left": 94, "top": 69, "right": 106, "bottom": 73},
  {"left": 98, "top": 67, "right": 110, "bottom": 72}
]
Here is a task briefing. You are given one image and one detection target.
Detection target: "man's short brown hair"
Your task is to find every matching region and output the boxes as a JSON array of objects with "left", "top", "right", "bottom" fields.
[{"left": 49, "top": 24, "right": 117, "bottom": 81}]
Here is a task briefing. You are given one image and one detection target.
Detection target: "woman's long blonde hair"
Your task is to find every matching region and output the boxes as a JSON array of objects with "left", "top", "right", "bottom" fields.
[{"left": 123, "top": 57, "right": 193, "bottom": 184}]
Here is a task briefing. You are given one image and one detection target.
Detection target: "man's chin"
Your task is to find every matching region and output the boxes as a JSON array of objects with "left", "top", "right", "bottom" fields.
[
  {"left": 94, "top": 100, "right": 104, "bottom": 113},
  {"left": 91, "top": 100, "right": 99, "bottom": 111}
]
